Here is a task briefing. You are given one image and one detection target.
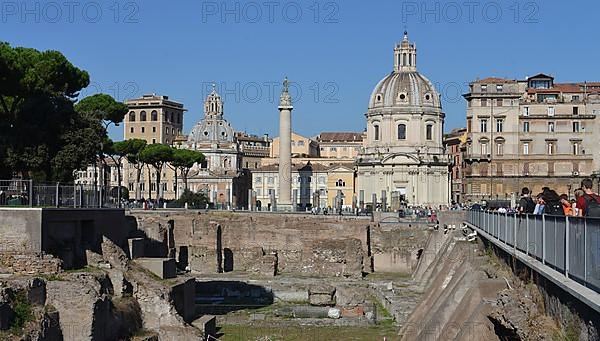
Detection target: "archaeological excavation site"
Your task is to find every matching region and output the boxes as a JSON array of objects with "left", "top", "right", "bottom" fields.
[{"left": 0, "top": 208, "right": 598, "bottom": 340}]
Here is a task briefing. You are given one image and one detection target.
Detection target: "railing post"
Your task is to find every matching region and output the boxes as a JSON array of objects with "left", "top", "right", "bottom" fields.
[
  {"left": 28, "top": 179, "right": 33, "bottom": 207},
  {"left": 505, "top": 213, "right": 508, "bottom": 244},
  {"left": 514, "top": 214, "right": 517, "bottom": 251},
  {"left": 526, "top": 215, "right": 530, "bottom": 256},
  {"left": 542, "top": 214, "right": 546, "bottom": 265},
  {"left": 73, "top": 185, "right": 77, "bottom": 208},
  {"left": 55, "top": 182, "right": 60, "bottom": 208},
  {"left": 565, "top": 216, "right": 569, "bottom": 278},
  {"left": 584, "top": 219, "right": 587, "bottom": 284}
]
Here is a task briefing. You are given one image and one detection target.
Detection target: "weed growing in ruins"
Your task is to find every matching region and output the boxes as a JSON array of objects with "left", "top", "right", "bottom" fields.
[{"left": 10, "top": 292, "right": 33, "bottom": 334}]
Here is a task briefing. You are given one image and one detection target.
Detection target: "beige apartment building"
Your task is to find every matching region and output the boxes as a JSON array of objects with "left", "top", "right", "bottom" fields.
[
  {"left": 270, "top": 132, "right": 319, "bottom": 158},
  {"left": 124, "top": 94, "right": 185, "bottom": 145},
  {"left": 443, "top": 128, "right": 467, "bottom": 204},
  {"left": 251, "top": 162, "right": 355, "bottom": 211},
  {"left": 316, "top": 132, "right": 364, "bottom": 159},
  {"left": 463, "top": 74, "right": 600, "bottom": 202}
]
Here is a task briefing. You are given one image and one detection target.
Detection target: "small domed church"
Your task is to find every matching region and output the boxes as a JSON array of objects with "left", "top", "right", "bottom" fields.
[{"left": 356, "top": 32, "right": 450, "bottom": 208}]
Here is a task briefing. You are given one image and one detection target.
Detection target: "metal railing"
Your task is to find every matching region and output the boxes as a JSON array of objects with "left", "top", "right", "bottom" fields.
[
  {"left": 467, "top": 210, "right": 600, "bottom": 294},
  {"left": 0, "top": 180, "right": 113, "bottom": 208}
]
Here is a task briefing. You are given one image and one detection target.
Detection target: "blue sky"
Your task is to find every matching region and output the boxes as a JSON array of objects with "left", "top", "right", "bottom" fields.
[{"left": 3, "top": 0, "right": 599, "bottom": 140}]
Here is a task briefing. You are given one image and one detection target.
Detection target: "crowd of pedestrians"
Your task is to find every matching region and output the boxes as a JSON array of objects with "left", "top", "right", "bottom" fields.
[{"left": 514, "top": 178, "right": 600, "bottom": 217}]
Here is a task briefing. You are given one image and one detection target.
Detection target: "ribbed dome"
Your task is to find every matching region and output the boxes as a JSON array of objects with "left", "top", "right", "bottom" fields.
[{"left": 368, "top": 71, "right": 441, "bottom": 110}]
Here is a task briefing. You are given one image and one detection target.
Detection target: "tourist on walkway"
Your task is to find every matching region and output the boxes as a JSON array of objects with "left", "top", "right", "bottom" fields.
[
  {"left": 576, "top": 178, "right": 600, "bottom": 217},
  {"left": 518, "top": 187, "right": 535, "bottom": 214}
]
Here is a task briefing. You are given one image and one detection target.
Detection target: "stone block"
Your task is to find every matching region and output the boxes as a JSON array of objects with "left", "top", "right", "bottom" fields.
[
  {"left": 172, "top": 279, "right": 195, "bottom": 323},
  {"left": 192, "top": 315, "right": 216, "bottom": 340},
  {"left": 135, "top": 258, "right": 176, "bottom": 279},
  {"left": 308, "top": 284, "right": 336, "bottom": 306},
  {"left": 128, "top": 238, "right": 145, "bottom": 259},
  {"left": 259, "top": 254, "right": 278, "bottom": 277},
  {"left": 27, "top": 278, "right": 46, "bottom": 306},
  {"left": 335, "top": 286, "right": 365, "bottom": 307}
]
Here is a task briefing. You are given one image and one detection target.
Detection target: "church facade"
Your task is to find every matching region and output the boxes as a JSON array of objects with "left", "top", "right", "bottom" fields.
[
  {"left": 357, "top": 33, "right": 450, "bottom": 209},
  {"left": 185, "top": 87, "right": 250, "bottom": 208}
]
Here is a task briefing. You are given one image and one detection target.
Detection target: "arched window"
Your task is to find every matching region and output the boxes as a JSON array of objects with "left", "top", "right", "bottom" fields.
[
  {"left": 397, "top": 124, "right": 406, "bottom": 140},
  {"left": 336, "top": 179, "right": 345, "bottom": 187},
  {"left": 426, "top": 124, "right": 433, "bottom": 140},
  {"left": 408, "top": 54, "right": 412, "bottom": 66},
  {"left": 128, "top": 111, "right": 136, "bottom": 122},
  {"left": 403, "top": 53, "right": 407, "bottom": 66},
  {"left": 374, "top": 124, "right": 380, "bottom": 141},
  {"left": 151, "top": 110, "right": 158, "bottom": 121},
  {"left": 140, "top": 111, "right": 147, "bottom": 121}
]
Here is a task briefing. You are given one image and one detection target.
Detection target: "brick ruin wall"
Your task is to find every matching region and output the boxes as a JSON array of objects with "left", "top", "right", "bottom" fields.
[
  {"left": 128, "top": 211, "right": 444, "bottom": 278},
  {"left": 131, "top": 212, "right": 371, "bottom": 278}
]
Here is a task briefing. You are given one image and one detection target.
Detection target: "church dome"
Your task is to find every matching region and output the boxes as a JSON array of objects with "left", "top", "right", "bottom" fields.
[
  {"left": 188, "top": 87, "right": 235, "bottom": 145},
  {"left": 368, "top": 32, "right": 441, "bottom": 111}
]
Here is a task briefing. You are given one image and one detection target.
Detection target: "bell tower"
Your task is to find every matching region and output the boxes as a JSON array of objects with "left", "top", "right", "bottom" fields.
[
  {"left": 204, "top": 84, "right": 224, "bottom": 119},
  {"left": 394, "top": 31, "right": 417, "bottom": 73}
]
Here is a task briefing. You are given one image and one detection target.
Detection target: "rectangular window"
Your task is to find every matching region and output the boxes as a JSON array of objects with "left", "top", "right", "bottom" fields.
[
  {"left": 572, "top": 96, "right": 580, "bottom": 102},
  {"left": 481, "top": 84, "right": 487, "bottom": 92},
  {"left": 150, "top": 183, "right": 156, "bottom": 192},
  {"left": 548, "top": 143, "right": 555, "bottom": 155},
  {"left": 496, "top": 99, "right": 503, "bottom": 107},
  {"left": 374, "top": 125, "right": 380, "bottom": 141},
  {"left": 330, "top": 147, "right": 337, "bottom": 151},
  {"left": 573, "top": 122, "right": 580, "bottom": 132},
  {"left": 467, "top": 118, "right": 472, "bottom": 133},
  {"left": 256, "top": 188, "right": 262, "bottom": 196},
  {"left": 480, "top": 119, "right": 488, "bottom": 132},
  {"left": 496, "top": 84, "right": 503, "bottom": 92},
  {"left": 152, "top": 138, "right": 156, "bottom": 144},
  {"left": 426, "top": 125, "right": 433, "bottom": 140},
  {"left": 523, "top": 143, "right": 529, "bottom": 155},
  {"left": 256, "top": 177, "right": 262, "bottom": 183},
  {"left": 481, "top": 143, "right": 488, "bottom": 155},
  {"left": 481, "top": 99, "right": 488, "bottom": 107},
  {"left": 130, "top": 127, "right": 134, "bottom": 133},
  {"left": 496, "top": 143, "right": 504, "bottom": 156},
  {"left": 523, "top": 122, "right": 530, "bottom": 132},
  {"left": 573, "top": 106, "right": 579, "bottom": 115},
  {"left": 523, "top": 107, "right": 529, "bottom": 116},
  {"left": 548, "top": 122, "right": 555, "bottom": 133},
  {"left": 548, "top": 107, "right": 555, "bottom": 116},
  {"left": 267, "top": 177, "right": 274, "bottom": 184},
  {"left": 573, "top": 143, "right": 580, "bottom": 155},
  {"left": 141, "top": 127, "right": 145, "bottom": 133},
  {"left": 496, "top": 119, "right": 503, "bottom": 132}
]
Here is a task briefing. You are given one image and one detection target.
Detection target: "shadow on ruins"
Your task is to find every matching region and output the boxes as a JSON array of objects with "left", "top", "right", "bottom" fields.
[{"left": 195, "top": 280, "right": 274, "bottom": 315}]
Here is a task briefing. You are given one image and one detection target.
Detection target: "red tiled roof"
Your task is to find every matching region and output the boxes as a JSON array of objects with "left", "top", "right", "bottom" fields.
[
  {"left": 474, "top": 77, "right": 517, "bottom": 84},
  {"left": 318, "top": 132, "right": 364, "bottom": 142}
]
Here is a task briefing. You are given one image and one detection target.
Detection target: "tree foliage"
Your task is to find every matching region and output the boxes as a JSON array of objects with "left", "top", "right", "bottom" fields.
[
  {"left": 75, "top": 93, "right": 127, "bottom": 126},
  {"left": 176, "top": 189, "right": 209, "bottom": 209},
  {"left": 0, "top": 41, "right": 125, "bottom": 181},
  {"left": 139, "top": 144, "right": 174, "bottom": 200}
]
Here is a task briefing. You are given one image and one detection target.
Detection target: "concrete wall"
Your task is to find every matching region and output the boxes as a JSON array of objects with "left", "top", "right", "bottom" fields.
[
  {"left": 0, "top": 208, "right": 42, "bottom": 252},
  {"left": 0, "top": 208, "right": 131, "bottom": 270}
]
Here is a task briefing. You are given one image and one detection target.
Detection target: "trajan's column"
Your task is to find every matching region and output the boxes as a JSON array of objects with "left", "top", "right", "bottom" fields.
[{"left": 277, "top": 77, "right": 293, "bottom": 211}]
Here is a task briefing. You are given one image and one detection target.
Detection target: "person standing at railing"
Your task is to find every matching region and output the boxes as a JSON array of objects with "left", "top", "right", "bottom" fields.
[
  {"left": 518, "top": 187, "right": 536, "bottom": 214},
  {"left": 576, "top": 178, "right": 600, "bottom": 217},
  {"left": 560, "top": 194, "right": 573, "bottom": 216},
  {"left": 533, "top": 193, "right": 546, "bottom": 215}
]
